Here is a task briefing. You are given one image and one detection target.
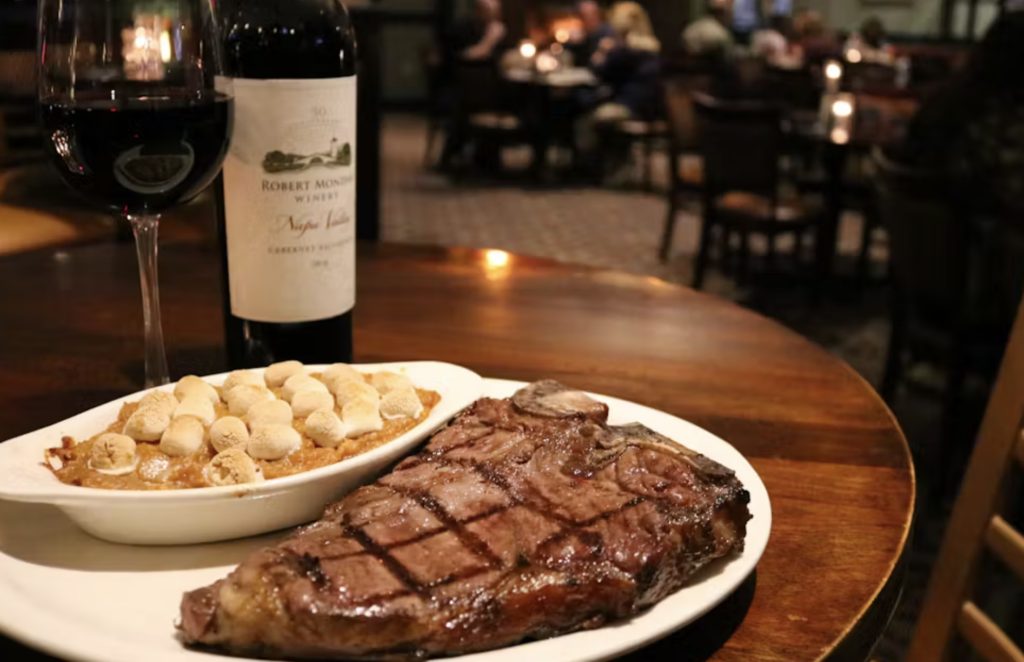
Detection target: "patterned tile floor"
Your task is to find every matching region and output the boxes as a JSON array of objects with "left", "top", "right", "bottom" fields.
[{"left": 380, "top": 114, "right": 953, "bottom": 661}]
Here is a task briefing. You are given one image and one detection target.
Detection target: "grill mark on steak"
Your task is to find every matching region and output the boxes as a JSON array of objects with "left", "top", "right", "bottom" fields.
[
  {"left": 179, "top": 381, "right": 752, "bottom": 660},
  {"left": 383, "top": 485, "right": 506, "bottom": 576},
  {"left": 343, "top": 526, "right": 430, "bottom": 596}
]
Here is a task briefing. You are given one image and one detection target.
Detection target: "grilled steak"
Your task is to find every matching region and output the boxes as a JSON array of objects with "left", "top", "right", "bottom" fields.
[{"left": 179, "top": 380, "right": 751, "bottom": 659}]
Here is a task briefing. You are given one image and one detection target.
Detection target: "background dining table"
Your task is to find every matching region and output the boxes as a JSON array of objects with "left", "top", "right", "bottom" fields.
[{"left": 0, "top": 240, "right": 914, "bottom": 662}]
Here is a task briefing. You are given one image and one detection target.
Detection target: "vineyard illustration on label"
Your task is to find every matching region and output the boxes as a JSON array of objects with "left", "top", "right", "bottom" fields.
[{"left": 262, "top": 137, "right": 353, "bottom": 174}]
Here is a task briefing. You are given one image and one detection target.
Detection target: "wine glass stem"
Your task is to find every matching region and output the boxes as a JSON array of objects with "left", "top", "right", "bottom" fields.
[{"left": 128, "top": 214, "right": 170, "bottom": 388}]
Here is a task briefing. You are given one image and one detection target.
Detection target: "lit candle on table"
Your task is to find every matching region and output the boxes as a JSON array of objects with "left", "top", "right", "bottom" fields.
[
  {"left": 824, "top": 59, "right": 842, "bottom": 93},
  {"left": 829, "top": 93, "right": 855, "bottom": 145}
]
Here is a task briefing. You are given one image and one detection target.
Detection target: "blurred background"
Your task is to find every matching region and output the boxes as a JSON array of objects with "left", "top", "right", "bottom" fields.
[{"left": 3, "top": 0, "right": 1024, "bottom": 658}]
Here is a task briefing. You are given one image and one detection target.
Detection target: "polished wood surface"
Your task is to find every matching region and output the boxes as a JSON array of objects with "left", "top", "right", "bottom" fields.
[{"left": 0, "top": 242, "right": 914, "bottom": 662}]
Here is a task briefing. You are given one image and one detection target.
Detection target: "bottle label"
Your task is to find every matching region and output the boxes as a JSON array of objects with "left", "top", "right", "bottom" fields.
[{"left": 218, "top": 77, "right": 356, "bottom": 323}]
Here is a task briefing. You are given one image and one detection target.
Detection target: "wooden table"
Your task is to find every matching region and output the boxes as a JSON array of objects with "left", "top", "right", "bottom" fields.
[
  {"left": 503, "top": 67, "right": 597, "bottom": 182},
  {"left": 0, "top": 241, "right": 915, "bottom": 662}
]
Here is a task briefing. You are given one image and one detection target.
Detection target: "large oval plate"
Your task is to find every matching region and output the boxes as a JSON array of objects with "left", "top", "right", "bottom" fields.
[{"left": 0, "top": 378, "right": 770, "bottom": 662}]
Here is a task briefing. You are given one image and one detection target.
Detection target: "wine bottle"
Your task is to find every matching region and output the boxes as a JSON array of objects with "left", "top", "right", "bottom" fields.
[{"left": 215, "top": 0, "right": 357, "bottom": 368}]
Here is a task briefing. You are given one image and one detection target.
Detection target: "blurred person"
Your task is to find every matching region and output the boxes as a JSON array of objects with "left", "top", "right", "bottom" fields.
[
  {"left": 446, "top": 0, "right": 508, "bottom": 63},
  {"left": 682, "top": 0, "right": 735, "bottom": 60},
  {"left": 436, "top": 0, "right": 509, "bottom": 172},
  {"left": 730, "top": 0, "right": 761, "bottom": 44},
  {"left": 899, "top": 11, "right": 1024, "bottom": 218},
  {"left": 567, "top": 0, "right": 615, "bottom": 63},
  {"left": 844, "top": 16, "right": 891, "bottom": 63},
  {"left": 750, "top": 13, "right": 791, "bottom": 62},
  {"left": 576, "top": 1, "right": 661, "bottom": 181},
  {"left": 791, "top": 9, "right": 838, "bottom": 63}
]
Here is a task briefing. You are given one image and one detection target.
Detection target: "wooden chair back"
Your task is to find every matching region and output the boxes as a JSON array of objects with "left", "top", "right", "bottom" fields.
[
  {"left": 693, "top": 94, "right": 782, "bottom": 201},
  {"left": 853, "top": 93, "right": 920, "bottom": 148},
  {"left": 765, "top": 65, "right": 819, "bottom": 111},
  {"left": 662, "top": 74, "right": 712, "bottom": 154},
  {"left": 906, "top": 291, "right": 1024, "bottom": 662},
  {"left": 873, "top": 149, "right": 972, "bottom": 328}
]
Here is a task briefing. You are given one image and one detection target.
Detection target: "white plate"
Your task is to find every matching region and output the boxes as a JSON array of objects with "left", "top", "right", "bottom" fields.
[
  {"left": 0, "top": 362, "right": 482, "bottom": 545},
  {"left": 0, "top": 379, "right": 771, "bottom": 662}
]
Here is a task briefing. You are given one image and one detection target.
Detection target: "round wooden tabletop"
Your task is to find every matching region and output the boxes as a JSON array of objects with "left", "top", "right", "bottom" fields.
[{"left": 0, "top": 241, "right": 914, "bottom": 662}]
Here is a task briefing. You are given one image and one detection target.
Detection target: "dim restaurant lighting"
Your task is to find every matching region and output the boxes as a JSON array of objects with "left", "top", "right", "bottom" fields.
[
  {"left": 832, "top": 99, "right": 853, "bottom": 118},
  {"left": 555, "top": 28, "right": 570, "bottom": 43},
  {"left": 830, "top": 127, "right": 850, "bottom": 144},
  {"left": 485, "top": 250, "right": 510, "bottom": 268},
  {"left": 551, "top": 43, "right": 563, "bottom": 55},
  {"left": 159, "top": 31, "right": 172, "bottom": 62},
  {"left": 846, "top": 48, "right": 862, "bottom": 63},
  {"left": 824, "top": 61, "right": 842, "bottom": 80},
  {"left": 535, "top": 52, "right": 559, "bottom": 72},
  {"left": 519, "top": 41, "right": 537, "bottom": 58}
]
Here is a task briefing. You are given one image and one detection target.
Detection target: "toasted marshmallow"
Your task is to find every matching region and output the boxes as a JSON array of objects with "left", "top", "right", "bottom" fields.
[
  {"left": 205, "top": 449, "right": 259, "bottom": 486},
  {"left": 291, "top": 390, "right": 335, "bottom": 419},
  {"left": 334, "top": 380, "right": 379, "bottom": 408},
  {"left": 380, "top": 388, "right": 424, "bottom": 420},
  {"left": 89, "top": 433, "right": 137, "bottom": 473},
  {"left": 265, "top": 361, "right": 305, "bottom": 388},
  {"left": 210, "top": 416, "right": 249, "bottom": 453},
  {"left": 248, "top": 424, "right": 302, "bottom": 460},
  {"left": 371, "top": 371, "right": 414, "bottom": 395},
  {"left": 173, "top": 395, "right": 216, "bottom": 427},
  {"left": 137, "top": 390, "right": 178, "bottom": 416},
  {"left": 123, "top": 408, "right": 171, "bottom": 442},
  {"left": 247, "top": 399, "right": 293, "bottom": 428},
  {"left": 343, "top": 398, "right": 384, "bottom": 438},
  {"left": 222, "top": 370, "right": 265, "bottom": 393},
  {"left": 226, "top": 384, "right": 276, "bottom": 416},
  {"left": 323, "top": 363, "right": 363, "bottom": 387},
  {"left": 282, "top": 374, "right": 329, "bottom": 403},
  {"left": 174, "top": 375, "right": 220, "bottom": 406},
  {"left": 305, "top": 408, "right": 348, "bottom": 448},
  {"left": 159, "top": 416, "right": 204, "bottom": 456}
]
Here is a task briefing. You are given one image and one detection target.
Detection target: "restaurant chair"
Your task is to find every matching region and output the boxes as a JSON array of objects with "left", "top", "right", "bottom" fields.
[
  {"left": 421, "top": 48, "right": 448, "bottom": 169},
  {"left": 603, "top": 116, "right": 669, "bottom": 192},
  {"left": 659, "top": 74, "right": 710, "bottom": 261},
  {"left": 875, "top": 149, "right": 1020, "bottom": 489},
  {"left": 691, "top": 94, "right": 821, "bottom": 289},
  {"left": 902, "top": 289, "right": 1024, "bottom": 662},
  {"left": 765, "top": 65, "right": 820, "bottom": 113},
  {"left": 845, "top": 61, "right": 898, "bottom": 93},
  {"left": 442, "top": 61, "right": 525, "bottom": 176}
]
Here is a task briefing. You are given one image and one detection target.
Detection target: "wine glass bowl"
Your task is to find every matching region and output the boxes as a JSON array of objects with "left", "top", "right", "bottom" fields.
[{"left": 38, "top": 0, "right": 233, "bottom": 387}]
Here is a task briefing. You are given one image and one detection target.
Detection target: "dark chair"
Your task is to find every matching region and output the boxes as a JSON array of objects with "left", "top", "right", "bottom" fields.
[
  {"left": 659, "top": 74, "right": 710, "bottom": 261},
  {"left": 875, "top": 148, "right": 1023, "bottom": 489},
  {"left": 764, "top": 64, "right": 820, "bottom": 112},
  {"left": 442, "top": 61, "right": 526, "bottom": 175},
  {"left": 691, "top": 94, "right": 820, "bottom": 289},
  {"left": 603, "top": 116, "right": 669, "bottom": 191},
  {"left": 844, "top": 61, "right": 897, "bottom": 93},
  {"left": 421, "top": 49, "right": 447, "bottom": 169}
]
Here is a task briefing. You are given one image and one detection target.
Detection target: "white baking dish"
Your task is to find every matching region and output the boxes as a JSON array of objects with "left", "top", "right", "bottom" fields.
[{"left": 0, "top": 361, "right": 482, "bottom": 545}]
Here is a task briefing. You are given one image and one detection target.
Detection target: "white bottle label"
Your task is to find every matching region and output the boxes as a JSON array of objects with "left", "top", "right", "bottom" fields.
[{"left": 219, "top": 77, "right": 356, "bottom": 323}]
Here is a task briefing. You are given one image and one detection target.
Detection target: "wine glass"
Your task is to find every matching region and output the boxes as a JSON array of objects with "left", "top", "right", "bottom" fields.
[{"left": 39, "top": 0, "right": 233, "bottom": 387}]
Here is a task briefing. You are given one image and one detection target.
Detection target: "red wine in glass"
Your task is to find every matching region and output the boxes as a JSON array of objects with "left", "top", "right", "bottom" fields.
[
  {"left": 41, "top": 91, "right": 232, "bottom": 216},
  {"left": 39, "top": 0, "right": 233, "bottom": 387}
]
